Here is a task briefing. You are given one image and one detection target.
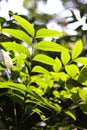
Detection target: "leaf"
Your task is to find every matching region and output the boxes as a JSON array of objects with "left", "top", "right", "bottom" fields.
[
  {"left": 13, "top": 15, "right": 35, "bottom": 37},
  {"left": 80, "top": 104, "right": 87, "bottom": 115},
  {"left": 65, "top": 64, "right": 79, "bottom": 78},
  {"left": 78, "top": 89, "right": 87, "bottom": 102},
  {"left": 74, "top": 57, "right": 87, "bottom": 66},
  {"left": 61, "top": 51, "right": 70, "bottom": 65},
  {"left": 0, "top": 82, "right": 26, "bottom": 94},
  {"left": 50, "top": 72, "right": 68, "bottom": 81},
  {"left": 35, "top": 41, "right": 69, "bottom": 52},
  {"left": 32, "top": 54, "right": 54, "bottom": 66},
  {"left": 72, "top": 40, "right": 83, "bottom": 59},
  {"left": 36, "top": 28, "right": 63, "bottom": 38},
  {"left": 1, "top": 42, "right": 30, "bottom": 57},
  {"left": 32, "top": 66, "right": 49, "bottom": 74},
  {"left": 65, "top": 110, "right": 76, "bottom": 120},
  {"left": 2, "top": 28, "right": 31, "bottom": 45},
  {"left": 53, "top": 57, "right": 62, "bottom": 72},
  {"left": 78, "top": 67, "right": 87, "bottom": 86}
]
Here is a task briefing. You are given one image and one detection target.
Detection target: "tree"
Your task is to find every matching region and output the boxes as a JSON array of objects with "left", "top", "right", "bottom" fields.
[{"left": 0, "top": 0, "right": 87, "bottom": 130}]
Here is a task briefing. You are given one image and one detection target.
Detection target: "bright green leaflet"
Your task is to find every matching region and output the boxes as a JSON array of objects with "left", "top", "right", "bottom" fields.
[
  {"left": 61, "top": 51, "right": 70, "bottom": 65},
  {"left": 32, "top": 54, "right": 55, "bottom": 66},
  {"left": 1, "top": 42, "right": 30, "bottom": 57},
  {"left": 65, "top": 64, "right": 79, "bottom": 78},
  {"left": 13, "top": 14, "right": 35, "bottom": 37},
  {"left": 35, "top": 41, "right": 69, "bottom": 52},
  {"left": 2, "top": 28, "right": 31, "bottom": 45},
  {"left": 78, "top": 89, "right": 87, "bottom": 102},
  {"left": 53, "top": 57, "right": 62, "bottom": 72},
  {"left": 32, "top": 66, "right": 49, "bottom": 74},
  {"left": 0, "top": 82, "right": 26, "bottom": 94},
  {"left": 72, "top": 39, "right": 83, "bottom": 59},
  {"left": 74, "top": 57, "right": 87, "bottom": 66},
  {"left": 65, "top": 110, "right": 76, "bottom": 120},
  {"left": 50, "top": 72, "right": 68, "bottom": 81},
  {"left": 36, "top": 28, "right": 64, "bottom": 38}
]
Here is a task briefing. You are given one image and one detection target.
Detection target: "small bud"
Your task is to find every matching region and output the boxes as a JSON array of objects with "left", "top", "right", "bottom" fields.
[{"left": 0, "top": 49, "right": 13, "bottom": 70}]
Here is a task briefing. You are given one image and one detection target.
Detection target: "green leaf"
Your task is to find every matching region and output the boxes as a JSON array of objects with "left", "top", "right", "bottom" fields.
[
  {"left": 1, "top": 42, "right": 30, "bottom": 57},
  {"left": 53, "top": 57, "right": 62, "bottom": 72},
  {"left": 35, "top": 41, "right": 69, "bottom": 52},
  {"left": 32, "top": 66, "right": 49, "bottom": 74},
  {"left": 80, "top": 104, "right": 87, "bottom": 115},
  {"left": 65, "top": 110, "right": 76, "bottom": 120},
  {"left": 36, "top": 28, "right": 63, "bottom": 38},
  {"left": 78, "top": 88, "right": 87, "bottom": 102},
  {"left": 0, "top": 82, "right": 26, "bottom": 94},
  {"left": 61, "top": 51, "right": 70, "bottom": 65},
  {"left": 13, "top": 15, "right": 35, "bottom": 37},
  {"left": 65, "top": 64, "right": 79, "bottom": 78},
  {"left": 78, "top": 67, "right": 87, "bottom": 86},
  {"left": 74, "top": 57, "right": 87, "bottom": 66},
  {"left": 50, "top": 72, "right": 68, "bottom": 81},
  {"left": 32, "top": 54, "right": 54, "bottom": 66},
  {"left": 72, "top": 40, "right": 83, "bottom": 59},
  {"left": 2, "top": 28, "right": 31, "bottom": 45}
]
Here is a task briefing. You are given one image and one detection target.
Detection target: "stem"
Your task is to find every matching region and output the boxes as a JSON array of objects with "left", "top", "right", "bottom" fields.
[{"left": 13, "top": 102, "right": 17, "bottom": 130}]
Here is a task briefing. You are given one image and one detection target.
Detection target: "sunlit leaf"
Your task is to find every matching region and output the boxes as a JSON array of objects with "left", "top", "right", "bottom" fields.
[
  {"left": 1, "top": 42, "right": 30, "bottom": 57},
  {"left": 35, "top": 41, "right": 69, "bottom": 52},
  {"left": 72, "top": 40, "right": 83, "bottom": 59},
  {"left": 2, "top": 28, "right": 31, "bottom": 45},
  {"left": 50, "top": 72, "right": 68, "bottom": 81},
  {"left": 65, "top": 64, "right": 79, "bottom": 78},
  {"left": 32, "top": 54, "right": 54, "bottom": 65},
  {"left": 78, "top": 88, "right": 87, "bottom": 102},
  {"left": 0, "top": 82, "right": 26, "bottom": 94},
  {"left": 32, "top": 66, "right": 49, "bottom": 74},
  {"left": 36, "top": 28, "right": 63, "bottom": 38},
  {"left": 65, "top": 110, "right": 76, "bottom": 120},
  {"left": 74, "top": 57, "right": 87, "bottom": 66},
  {"left": 13, "top": 15, "right": 35, "bottom": 37},
  {"left": 53, "top": 57, "right": 62, "bottom": 72},
  {"left": 61, "top": 51, "right": 70, "bottom": 65}
]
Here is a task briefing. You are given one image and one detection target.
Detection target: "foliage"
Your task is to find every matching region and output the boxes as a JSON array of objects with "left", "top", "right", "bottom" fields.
[{"left": 0, "top": 14, "right": 87, "bottom": 130}]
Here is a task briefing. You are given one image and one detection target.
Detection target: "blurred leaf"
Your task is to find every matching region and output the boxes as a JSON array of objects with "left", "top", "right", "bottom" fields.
[
  {"left": 74, "top": 57, "right": 87, "bottom": 66},
  {"left": 65, "top": 110, "right": 76, "bottom": 120},
  {"left": 53, "top": 57, "right": 62, "bottom": 72},
  {"left": 80, "top": 104, "right": 87, "bottom": 115},
  {"left": 1, "top": 42, "right": 30, "bottom": 57},
  {"left": 65, "top": 64, "right": 79, "bottom": 78},
  {"left": 13, "top": 14, "right": 35, "bottom": 37},
  {"left": 2, "top": 28, "right": 31, "bottom": 45},
  {"left": 36, "top": 28, "right": 63, "bottom": 38},
  {"left": 50, "top": 72, "right": 68, "bottom": 81},
  {"left": 35, "top": 41, "right": 69, "bottom": 52},
  {"left": 32, "top": 65, "right": 49, "bottom": 74},
  {"left": 61, "top": 51, "right": 70, "bottom": 65},
  {"left": 0, "top": 82, "right": 26, "bottom": 94},
  {"left": 72, "top": 40, "right": 83, "bottom": 59},
  {"left": 78, "top": 88, "right": 87, "bottom": 102},
  {"left": 32, "top": 54, "right": 54, "bottom": 65}
]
